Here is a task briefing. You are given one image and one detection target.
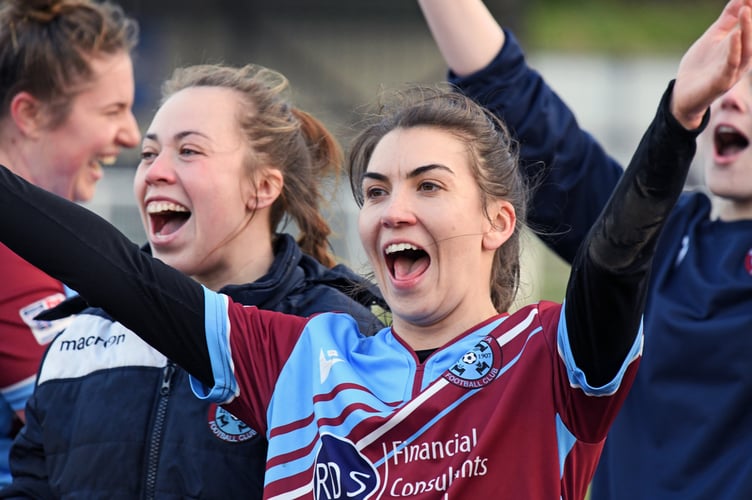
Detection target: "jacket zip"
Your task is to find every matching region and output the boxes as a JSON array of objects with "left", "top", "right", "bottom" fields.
[{"left": 143, "top": 361, "right": 176, "bottom": 500}]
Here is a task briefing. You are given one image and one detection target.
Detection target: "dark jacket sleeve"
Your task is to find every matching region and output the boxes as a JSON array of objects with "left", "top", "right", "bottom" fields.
[
  {"left": 564, "top": 81, "right": 706, "bottom": 386},
  {"left": 0, "top": 395, "right": 53, "bottom": 499},
  {"left": 450, "top": 30, "right": 624, "bottom": 263},
  {"left": 0, "top": 174, "right": 214, "bottom": 386}
]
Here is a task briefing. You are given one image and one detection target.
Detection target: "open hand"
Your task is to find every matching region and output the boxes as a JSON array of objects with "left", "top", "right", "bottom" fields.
[{"left": 672, "top": 0, "right": 752, "bottom": 129}]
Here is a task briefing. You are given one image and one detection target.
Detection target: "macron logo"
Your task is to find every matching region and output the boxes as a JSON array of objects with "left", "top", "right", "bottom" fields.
[{"left": 319, "top": 348, "right": 345, "bottom": 384}]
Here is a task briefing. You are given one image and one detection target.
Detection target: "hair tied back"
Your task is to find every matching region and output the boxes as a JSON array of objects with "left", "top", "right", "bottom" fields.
[{"left": 12, "top": 0, "right": 69, "bottom": 24}]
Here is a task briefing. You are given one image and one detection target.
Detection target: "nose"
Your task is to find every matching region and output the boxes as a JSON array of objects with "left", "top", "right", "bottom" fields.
[
  {"left": 379, "top": 189, "right": 417, "bottom": 228},
  {"left": 142, "top": 152, "right": 176, "bottom": 185},
  {"left": 117, "top": 110, "right": 141, "bottom": 148},
  {"left": 717, "top": 80, "right": 749, "bottom": 113}
]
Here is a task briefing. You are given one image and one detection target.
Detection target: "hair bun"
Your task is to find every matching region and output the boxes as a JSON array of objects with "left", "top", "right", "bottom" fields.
[{"left": 9, "top": 0, "right": 66, "bottom": 23}]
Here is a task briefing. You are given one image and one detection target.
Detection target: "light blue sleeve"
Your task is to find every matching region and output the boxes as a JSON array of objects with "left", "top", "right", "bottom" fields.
[
  {"left": 556, "top": 301, "right": 644, "bottom": 396},
  {"left": 188, "top": 286, "right": 239, "bottom": 403}
]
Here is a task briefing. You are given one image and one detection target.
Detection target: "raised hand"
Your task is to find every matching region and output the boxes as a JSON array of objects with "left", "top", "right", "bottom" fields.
[{"left": 672, "top": 0, "right": 752, "bottom": 129}]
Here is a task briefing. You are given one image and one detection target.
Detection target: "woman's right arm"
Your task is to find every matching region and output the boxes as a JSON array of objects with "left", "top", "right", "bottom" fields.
[
  {"left": 0, "top": 169, "right": 214, "bottom": 386},
  {"left": 1, "top": 394, "right": 53, "bottom": 499},
  {"left": 418, "top": 0, "right": 624, "bottom": 262}
]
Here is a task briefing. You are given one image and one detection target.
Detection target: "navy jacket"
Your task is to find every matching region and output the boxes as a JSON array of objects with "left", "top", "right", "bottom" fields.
[
  {"left": 0, "top": 234, "right": 386, "bottom": 500},
  {"left": 452, "top": 30, "right": 752, "bottom": 500}
]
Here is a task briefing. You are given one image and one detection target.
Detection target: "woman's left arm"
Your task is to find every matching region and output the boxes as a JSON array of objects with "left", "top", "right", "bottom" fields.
[
  {"left": 565, "top": 0, "right": 752, "bottom": 385},
  {"left": 564, "top": 83, "right": 704, "bottom": 386},
  {"left": 0, "top": 168, "right": 215, "bottom": 385}
]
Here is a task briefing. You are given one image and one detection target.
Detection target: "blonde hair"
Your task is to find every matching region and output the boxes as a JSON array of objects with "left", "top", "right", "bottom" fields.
[{"left": 161, "top": 64, "right": 342, "bottom": 268}]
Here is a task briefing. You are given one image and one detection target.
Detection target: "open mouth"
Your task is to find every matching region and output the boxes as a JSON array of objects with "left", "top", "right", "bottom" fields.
[
  {"left": 99, "top": 155, "right": 117, "bottom": 166},
  {"left": 715, "top": 124, "right": 750, "bottom": 158},
  {"left": 146, "top": 201, "right": 190, "bottom": 236},
  {"left": 384, "top": 242, "right": 430, "bottom": 281}
]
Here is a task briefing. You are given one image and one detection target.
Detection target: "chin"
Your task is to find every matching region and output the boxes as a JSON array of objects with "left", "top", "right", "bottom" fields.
[{"left": 73, "top": 188, "right": 96, "bottom": 203}]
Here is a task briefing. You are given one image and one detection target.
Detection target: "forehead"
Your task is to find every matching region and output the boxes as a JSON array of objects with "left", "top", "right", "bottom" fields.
[
  {"left": 147, "top": 86, "right": 242, "bottom": 141},
  {"left": 74, "top": 51, "right": 134, "bottom": 100},
  {"left": 367, "top": 126, "right": 470, "bottom": 176}
]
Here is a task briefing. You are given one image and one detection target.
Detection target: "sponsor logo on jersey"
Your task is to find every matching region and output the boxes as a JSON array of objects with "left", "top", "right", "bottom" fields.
[
  {"left": 314, "top": 434, "right": 379, "bottom": 499},
  {"left": 207, "top": 403, "right": 257, "bottom": 443},
  {"left": 444, "top": 336, "right": 502, "bottom": 389},
  {"left": 58, "top": 333, "right": 126, "bottom": 351},
  {"left": 19, "top": 293, "right": 70, "bottom": 345},
  {"left": 319, "top": 348, "right": 345, "bottom": 384},
  {"left": 745, "top": 248, "right": 752, "bottom": 276}
]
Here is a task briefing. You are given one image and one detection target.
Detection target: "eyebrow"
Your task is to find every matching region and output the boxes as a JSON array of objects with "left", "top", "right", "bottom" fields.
[
  {"left": 143, "top": 130, "right": 209, "bottom": 143},
  {"left": 363, "top": 163, "right": 454, "bottom": 182}
]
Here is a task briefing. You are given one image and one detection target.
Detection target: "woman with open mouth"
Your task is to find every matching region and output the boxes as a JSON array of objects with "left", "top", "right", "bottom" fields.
[
  {"left": 0, "top": 2, "right": 748, "bottom": 497},
  {"left": 0, "top": 0, "right": 140, "bottom": 490},
  {"left": 0, "top": 64, "right": 386, "bottom": 500},
  {"left": 419, "top": 0, "right": 752, "bottom": 498}
]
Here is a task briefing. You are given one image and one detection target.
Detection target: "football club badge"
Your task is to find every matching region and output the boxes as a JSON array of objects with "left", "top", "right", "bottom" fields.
[
  {"left": 207, "top": 403, "right": 257, "bottom": 443},
  {"left": 444, "top": 336, "right": 503, "bottom": 389}
]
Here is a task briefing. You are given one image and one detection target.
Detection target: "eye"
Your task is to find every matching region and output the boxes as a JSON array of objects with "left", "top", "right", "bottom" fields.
[
  {"left": 365, "top": 185, "right": 388, "bottom": 200},
  {"left": 104, "top": 103, "right": 129, "bottom": 118},
  {"left": 418, "top": 180, "right": 441, "bottom": 192},
  {"left": 140, "top": 149, "right": 157, "bottom": 162},
  {"left": 179, "top": 146, "right": 201, "bottom": 156}
]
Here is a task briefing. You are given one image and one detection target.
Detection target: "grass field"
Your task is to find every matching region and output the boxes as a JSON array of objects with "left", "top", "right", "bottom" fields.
[{"left": 525, "top": 0, "right": 721, "bottom": 55}]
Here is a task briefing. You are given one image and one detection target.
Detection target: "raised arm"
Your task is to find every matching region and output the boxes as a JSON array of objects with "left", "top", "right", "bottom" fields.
[
  {"left": 418, "top": 0, "right": 625, "bottom": 262},
  {"left": 0, "top": 174, "right": 215, "bottom": 386},
  {"left": 565, "top": 0, "right": 752, "bottom": 386},
  {"left": 417, "top": 0, "right": 504, "bottom": 77}
]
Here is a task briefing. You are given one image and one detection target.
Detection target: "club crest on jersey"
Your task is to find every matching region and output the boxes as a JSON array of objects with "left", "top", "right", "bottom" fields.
[
  {"left": 19, "top": 292, "right": 70, "bottom": 345},
  {"left": 444, "top": 336, "right": 502, "bottom": 389},
  {"left": 745, "top": 248, "right": 752, "bottom": 276},
  {"left": 207, "top": 403, "right": 257, "bottom": 443},
  {"left": 314, "top": 434, "right": 379, "bottom": 499}
]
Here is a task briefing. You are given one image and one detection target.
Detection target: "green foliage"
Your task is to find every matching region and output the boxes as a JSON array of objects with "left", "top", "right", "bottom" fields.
[{"left": 525, "top": 1, "right": 721, "bottom": 55}]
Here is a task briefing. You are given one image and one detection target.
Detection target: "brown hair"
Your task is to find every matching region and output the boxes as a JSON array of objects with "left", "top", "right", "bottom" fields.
[
  {"left": 0, "top": 0, "right": 138, "bottom": 128},
  {"left": 348, "top": 85, "right": 528, "bottom": 312},
  {"left": 161, "top": 64, "right": 342, "bottom": 268}
]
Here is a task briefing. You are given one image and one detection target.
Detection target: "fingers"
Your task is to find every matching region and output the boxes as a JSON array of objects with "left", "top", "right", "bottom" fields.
[
  {"left": 670, "top": 0, "right": 752, "bottom": 128},
  {"left": 722, "top": 1, "right": 752, "bottom": 87},
  {"left": 739, "top": 4, "right": 752, "bottom": 72},
  {"left": 720, "top": 0, "right": 752, "bottom": 27}
]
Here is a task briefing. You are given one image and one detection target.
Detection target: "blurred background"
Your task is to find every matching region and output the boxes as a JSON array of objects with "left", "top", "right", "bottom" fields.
[{"left": 90, "top": 0, "right": 719, "bottom": 308}]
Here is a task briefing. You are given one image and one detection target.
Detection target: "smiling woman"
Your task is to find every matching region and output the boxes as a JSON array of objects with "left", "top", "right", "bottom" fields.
[
  {"left": 0, "top": 0, "right": 140, "bottom": 489},
  {"left": 0, "top": 63, "right": 386, "bottom": 499},
  {"left": 0, "top": 1, "right": 747, "bottom": 497}
]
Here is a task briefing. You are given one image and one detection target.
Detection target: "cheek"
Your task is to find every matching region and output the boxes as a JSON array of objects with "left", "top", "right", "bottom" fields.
[
  {"left": 357, "top": 208, "right": 378, "bottom": 250},
  {"left": 132, "top": 169, "right": 146, "bottom": 199},
  {"left": 698, "top": 127, "right": 715, "bottom": 151},
  {"left": 38, "top": 139, "right": 80, "bottom": 173},
  {"left": 59, "top": 116, "right": 108, "bottom": 153}
]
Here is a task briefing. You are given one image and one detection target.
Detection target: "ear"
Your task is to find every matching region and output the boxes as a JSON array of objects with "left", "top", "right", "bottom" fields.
[
  {"left": 482, "top": 199, "right": 516, "bottom": 251},
  {"left": 9, "top": 92, "right": 45, "bottom": 139},
  {"left": 247, "top": 168, "right": 284, "bottom": 210}
]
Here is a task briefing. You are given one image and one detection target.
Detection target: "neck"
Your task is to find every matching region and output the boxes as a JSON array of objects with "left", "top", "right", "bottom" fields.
[
  {"left": 0, "top": 138, "right": 32, "bottom": 183},
  {"left": 194, "top": 231, "right": 277, "bottom": 292},
  {"left": 392, "top": 301, "right": 499, "bottom": 351},
  {"left": 714, "top": 196, "right": 752, "bottom": 221}
]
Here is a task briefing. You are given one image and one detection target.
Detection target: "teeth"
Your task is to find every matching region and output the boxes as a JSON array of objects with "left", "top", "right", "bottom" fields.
[
  {"left": 146, "top": 201, "right": 189, "bottom": 214},
  {"left": 385, "top": 243, "right": 419, "bottom": 254},
  {"left": 99, "top": 156, "right": 117, "bottom": 166}
]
